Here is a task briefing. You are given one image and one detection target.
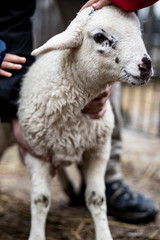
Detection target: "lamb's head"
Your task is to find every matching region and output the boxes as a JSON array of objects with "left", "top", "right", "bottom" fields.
[{"left": 32, "top": 5, "right": 153, "bottom": 87}]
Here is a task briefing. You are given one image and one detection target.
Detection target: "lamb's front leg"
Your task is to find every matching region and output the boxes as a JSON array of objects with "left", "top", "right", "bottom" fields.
[
  {"left": 83, "top": 140, "right": 113, "bottom": 240},
  {"left": 25, "top": 153, "right": 52, "bottom": 240}
]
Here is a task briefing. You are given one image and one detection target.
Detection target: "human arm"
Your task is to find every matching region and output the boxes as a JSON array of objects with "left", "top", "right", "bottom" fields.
[
  {"left": 110, "top": 0, "right": 159, "bottom": 12},
  {"left": 82, "top": 86, "right": 113, "bottom": 119},
  {"left": 0, "top": 39, "right": 6, "bottom": 66},
  {"left": 12, "top": 119, "right": 56, "bottom": 176},
  {"left": 11, "top": 119, "right": 52, "bottom": 161},
  {"left": 81, "top": 0, "right": 159, "bottom": 12}
]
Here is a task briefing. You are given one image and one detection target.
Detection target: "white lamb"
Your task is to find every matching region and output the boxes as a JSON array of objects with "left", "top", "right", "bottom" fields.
[{"left": 18, "top": 5, "right": 152, "bottom": 240}]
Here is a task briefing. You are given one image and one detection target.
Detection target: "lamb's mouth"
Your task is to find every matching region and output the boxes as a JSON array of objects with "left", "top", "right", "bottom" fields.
[{"left": 124, "top": 70, "right": 151, "bottom": 86}]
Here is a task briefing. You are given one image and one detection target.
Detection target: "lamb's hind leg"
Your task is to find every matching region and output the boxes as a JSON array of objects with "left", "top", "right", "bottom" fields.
[
  {"left": 83, "top": 141, "right": 113, "bottom": 240},
  {"left": 25, "top": 153, "right": 52, "bottom": 240}
]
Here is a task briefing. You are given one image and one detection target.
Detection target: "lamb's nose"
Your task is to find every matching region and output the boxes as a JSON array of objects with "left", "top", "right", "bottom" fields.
[{"left": 138, "top": 55, "right": 152, "bottom": 78}]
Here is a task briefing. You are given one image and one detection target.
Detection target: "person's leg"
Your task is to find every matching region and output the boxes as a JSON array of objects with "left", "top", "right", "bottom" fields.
[
  {"left": 105, "top": 82, "right": 158, "bottom": 223},
  {"left": 105, "top": 82, "right": 123, "bottom": 182},
  {"left": 0, "top": 122, "right": 15, "bottom": 158}
]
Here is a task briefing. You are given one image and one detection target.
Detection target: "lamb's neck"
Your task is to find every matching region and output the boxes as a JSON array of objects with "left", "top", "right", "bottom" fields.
[{"left": 62, "top": 52, "right": 110, "bottom": 108}]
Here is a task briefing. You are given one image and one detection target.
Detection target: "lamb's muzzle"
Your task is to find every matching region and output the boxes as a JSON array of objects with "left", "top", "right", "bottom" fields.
[
  {"left": 139, "top": 55, "right": 152, "bottom": 78},
  {"left": 124, "top": 54, "right": 152, "bottom": 86}
]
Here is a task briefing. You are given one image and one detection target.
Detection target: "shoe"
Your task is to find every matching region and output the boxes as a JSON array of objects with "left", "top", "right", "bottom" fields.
[{"left": 106, "top": 180, "right": 158, "bottom": 223}]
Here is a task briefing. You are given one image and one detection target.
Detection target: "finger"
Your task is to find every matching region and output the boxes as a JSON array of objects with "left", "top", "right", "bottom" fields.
[
  {"left": 1, "top": 61, "right": 23, "bottom": 70},
  {"left": 4, "top": 53, "right": 26, "bottom": 64},
  {"left": 83, "top": 93, "right": 109, "bottom": 110},
  {"left": 93, "top": 96, "right": 108, "bottom": 105},
  {"left": 0, "top": 68, "right": 12, "bottom": 77},
  {"left": 82, "top": 86, "right": 113, "bottom": 114},
  {"left": 82, "top": 103, "right": 105, "bottom": 114},
  {"left": 93, "top": 93, "right": 109, "bottom": 102},
  {"left": 80, "top": 0, "right": 99, "bottom": 11},
  {"left": 107, "top": 85, "right": 113, "bottom": 95},
  {"left": 92, "top": 0, "right": 111, "bottom": 9},
  {"left": 96, "top": 86, "right": 113, "bottom": 99},
  {"left": 90, "top": 105, "right": 106, "bottom": 119},
  {"left": 83, "top": 98, "right": 107, "bottom": 112}
]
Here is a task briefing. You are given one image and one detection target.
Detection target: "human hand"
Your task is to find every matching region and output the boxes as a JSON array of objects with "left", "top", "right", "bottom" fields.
[
  {"left": 0, "top": 53, "right": 26, "bottom": 77},
  {"left": 80, "top": 0, "right": 111, "bottom": 11},
  {"left": 82, "top": 86, "right": 113, "bottom": 119},
  {"left": 11, "top": 119, "right": 56, "bottom": 176},
  {"left": 11, "top": 119, "right": 50, "bottom": 160}
]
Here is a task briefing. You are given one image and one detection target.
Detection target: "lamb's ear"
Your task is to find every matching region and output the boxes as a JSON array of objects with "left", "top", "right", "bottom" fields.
[
  {"left": 31, "top": 7, "right": 94, "bottom": 56},
  {"left": 31, "top": 27, "right": 83, "bottom": 56}
]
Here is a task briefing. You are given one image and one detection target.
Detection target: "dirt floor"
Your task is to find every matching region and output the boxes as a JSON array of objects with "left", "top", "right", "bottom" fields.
[{"left": 0, "top": 128, "right": 160, "bottom": 240}]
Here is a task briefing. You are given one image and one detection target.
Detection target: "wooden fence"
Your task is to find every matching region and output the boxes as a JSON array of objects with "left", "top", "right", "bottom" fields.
[{"left": 121, "top": 78, "right": 160, "bottom": 136}]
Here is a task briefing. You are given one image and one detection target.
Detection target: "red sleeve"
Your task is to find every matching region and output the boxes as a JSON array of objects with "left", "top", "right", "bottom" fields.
[{"left": 110, "top": 0, "right": 159, "bottom": 12}]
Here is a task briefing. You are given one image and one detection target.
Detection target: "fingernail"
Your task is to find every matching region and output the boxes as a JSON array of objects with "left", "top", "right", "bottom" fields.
[
  {"left": 7, "top": 73, "right": 12, "bottom": 77},
  {"left": 92, "top": 3, "right": 98, "bottom": 8}
]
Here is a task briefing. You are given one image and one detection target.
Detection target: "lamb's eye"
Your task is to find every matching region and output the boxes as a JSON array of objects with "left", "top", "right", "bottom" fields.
[{"left": 93, "top": 33, "right": 107, "bottom": 43}]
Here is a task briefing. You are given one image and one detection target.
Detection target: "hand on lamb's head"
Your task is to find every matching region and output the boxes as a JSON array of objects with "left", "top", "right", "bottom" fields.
[
  {"left": 82, "top": 85, "right": 113, "bottom": 119},
  {"left": 80, "top": 0, "right": 111, "bottom": 11}
]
